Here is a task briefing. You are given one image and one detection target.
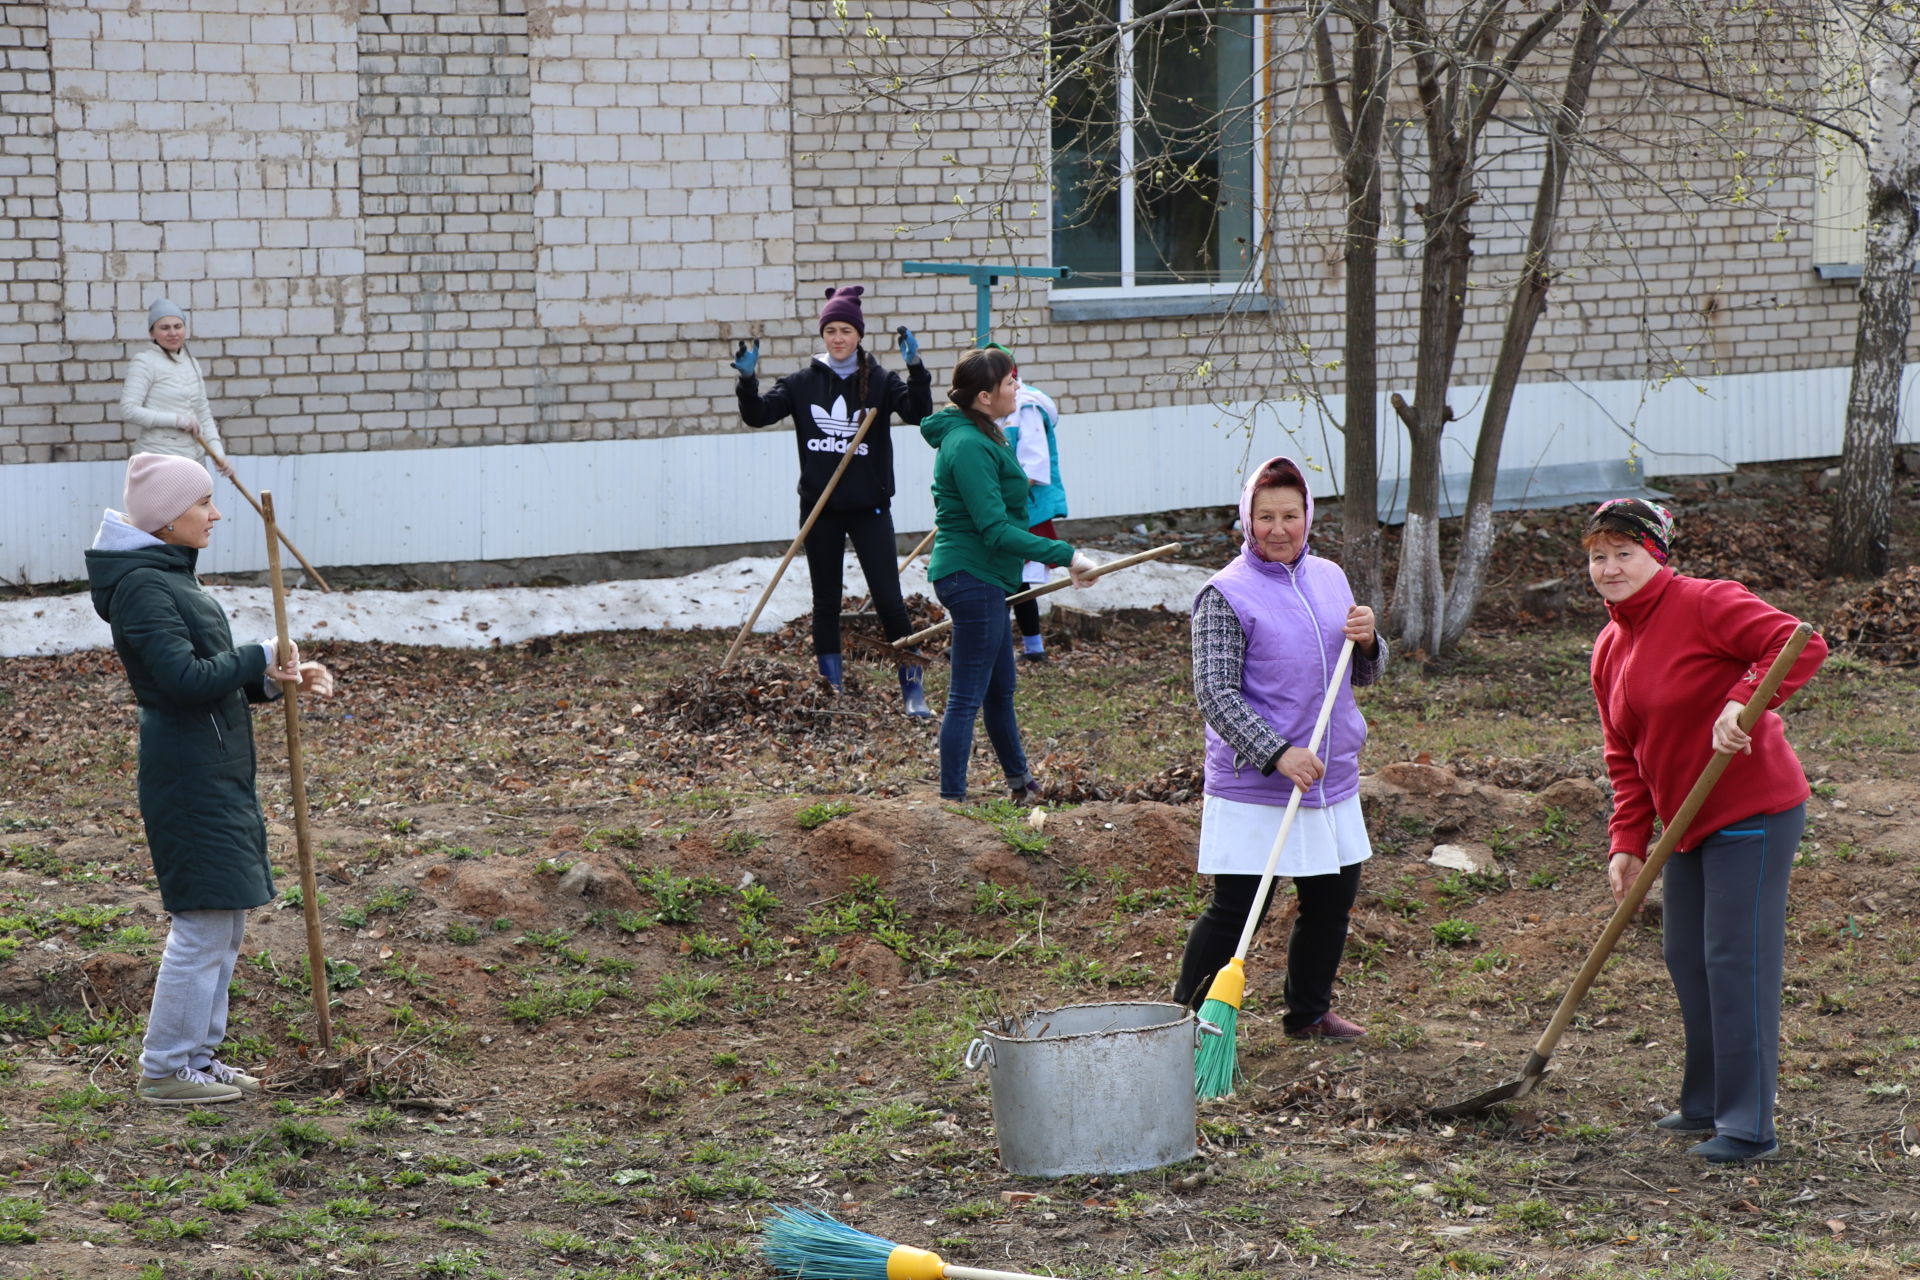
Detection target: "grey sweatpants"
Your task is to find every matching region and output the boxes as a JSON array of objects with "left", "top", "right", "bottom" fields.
[
  {"left": 140, "top": 909, "right": 248, "bottom": 1079},
  {"left": 1661, "top": 804, "right": 1803, "bottom": 1145}
]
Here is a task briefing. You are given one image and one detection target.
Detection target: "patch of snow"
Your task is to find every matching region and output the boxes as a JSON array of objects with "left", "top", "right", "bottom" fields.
[{"left": 0, "top": 549, "right": 1218, "bottom": 658}]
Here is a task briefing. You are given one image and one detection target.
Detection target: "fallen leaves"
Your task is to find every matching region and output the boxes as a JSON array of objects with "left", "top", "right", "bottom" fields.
[{"left": 1831, "top": 565, "right": 1920, "bottom": 666}]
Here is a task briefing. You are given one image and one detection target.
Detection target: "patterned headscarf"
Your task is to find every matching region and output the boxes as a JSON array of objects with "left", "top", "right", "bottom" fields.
[{"left": 1588, "top": 497, "right": 1675, "bottom": 565}]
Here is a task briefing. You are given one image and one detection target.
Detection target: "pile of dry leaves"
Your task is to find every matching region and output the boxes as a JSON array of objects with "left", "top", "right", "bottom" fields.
[
  {"left": 766, "top": 594, "right": 950, "bottom": 664},
  {"left": 646, "top": 657, "right": 873, "bottom": 739},
  {"left": 1829, "top": 565, "right": 1920, "bottom": 666}
]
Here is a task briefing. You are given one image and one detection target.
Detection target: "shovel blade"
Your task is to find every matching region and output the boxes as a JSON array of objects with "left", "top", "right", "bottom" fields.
[{"left": 1429, "top": 1067, "right": 1550, "bottom": 1119}]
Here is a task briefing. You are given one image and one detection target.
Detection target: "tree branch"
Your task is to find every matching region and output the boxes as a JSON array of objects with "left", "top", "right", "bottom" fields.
[{"left": 1312, "top": 3, "right": 1356, "bottom": 152}]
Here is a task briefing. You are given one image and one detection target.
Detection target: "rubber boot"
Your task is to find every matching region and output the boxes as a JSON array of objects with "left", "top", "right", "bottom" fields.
[
  {"left": 899, "top": 665, "right": 932, "bottom": 718},
  {"left": 816, "top": 653, "right": 843, "bottom": 692}
]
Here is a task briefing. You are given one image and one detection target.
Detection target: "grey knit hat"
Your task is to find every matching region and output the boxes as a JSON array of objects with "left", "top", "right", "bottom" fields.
[{"left": 147, "top": 297, "right": 185, "bottom": 330}]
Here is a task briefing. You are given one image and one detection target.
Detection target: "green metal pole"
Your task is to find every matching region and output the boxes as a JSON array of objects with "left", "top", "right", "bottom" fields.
[{"left": 975, "top": 277, "right": 990, "bottom": 348}]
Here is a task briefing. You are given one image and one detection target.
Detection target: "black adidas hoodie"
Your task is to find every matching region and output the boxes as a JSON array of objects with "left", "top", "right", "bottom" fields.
[{"left": 737, "top": 354, "right": 933, "bottom": 512}]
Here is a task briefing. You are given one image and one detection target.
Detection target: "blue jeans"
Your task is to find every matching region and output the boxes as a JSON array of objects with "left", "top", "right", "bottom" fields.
[
  {"left": 1661, "top": 804, "right": 1803, "bottom": 1144},
  {"left": 933, "top": 570, "right": 1029, "bottom": 799}
]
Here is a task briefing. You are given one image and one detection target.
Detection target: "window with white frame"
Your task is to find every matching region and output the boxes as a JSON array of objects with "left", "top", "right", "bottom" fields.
[
  {"left": 1049, "top": 0, "right": 1258, "bottom": 293},
  {"left": 1810, "top": 22, "right": 1872, "bottom": 277}
]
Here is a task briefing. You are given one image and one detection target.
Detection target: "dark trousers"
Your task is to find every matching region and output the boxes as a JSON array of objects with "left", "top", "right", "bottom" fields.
[
  {"left": 933, "top": 570, "right": 1027, "bottom": 799},
  {"left": 1662, "top": 804, "right": 1802, "bottom": 1144},
  {"left": 1009, "top": 593, "right": 1041, "bottom": 640},
  {"left": 803, "top": 504, "right": 911, "bottom": 656},
  {"left": 1173, "top": 864, "right": 1363, "bottom": 1033},
  {"left": 1007, "top": 519, "right": 1053, "bottom": 640}
]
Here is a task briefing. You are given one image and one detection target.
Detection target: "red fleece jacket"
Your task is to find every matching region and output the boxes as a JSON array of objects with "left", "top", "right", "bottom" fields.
[{"left": 1591, "top": 568, "right": 1825, "bottom": 858}]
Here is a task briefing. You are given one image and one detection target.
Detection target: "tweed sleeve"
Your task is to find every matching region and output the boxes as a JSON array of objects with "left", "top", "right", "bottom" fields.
[
  {"left": 1352, "top": 632, "right": 1387, "bottom": 686},
  {"left": 1191, "top": 586, "right": 1287, "bottom": 772}
]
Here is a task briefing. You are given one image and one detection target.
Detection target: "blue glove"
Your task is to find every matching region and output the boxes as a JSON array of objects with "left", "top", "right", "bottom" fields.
[
  {"left": 895, "top": 326, "right": 921, "bottom": 367},
  {"left": 731, "top": 338, "right": 759, "bottom": 379}
]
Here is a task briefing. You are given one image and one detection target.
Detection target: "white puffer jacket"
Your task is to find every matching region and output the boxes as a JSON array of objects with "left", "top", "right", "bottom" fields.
[{"left": 119, "top": 348, "right": 223, "bottom": 460}]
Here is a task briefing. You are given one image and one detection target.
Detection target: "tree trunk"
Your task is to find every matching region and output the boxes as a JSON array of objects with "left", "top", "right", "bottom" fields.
[
  {"left": 1392, "top": 395, "right": 1448, "bottom": 655},
  {"left": 1441, "top": 0, "right": 1619, "bottom": 650},
  {"left": 1335, "top": 1, "right": 1389, "bottom": 614},
  {"left": 1389, "top": 141, "right": 1474, "bottom": 656},
  {"left": 1827, "top": 41, "right": 1920, "bottom": 580}
]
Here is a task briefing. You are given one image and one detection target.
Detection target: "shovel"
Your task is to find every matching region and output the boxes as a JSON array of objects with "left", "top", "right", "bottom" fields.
[{"left": 1431, "top": 622, "right": 1814, "bottom": 1119}]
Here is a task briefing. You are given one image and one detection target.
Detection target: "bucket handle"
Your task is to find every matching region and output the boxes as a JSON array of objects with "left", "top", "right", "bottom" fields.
[
  {"left": 1195, "top": 1017, "right": 1223, "bottom": 1045},
  {"left": 963, "top": 1038, "right": 995, "bottom": 1071}
]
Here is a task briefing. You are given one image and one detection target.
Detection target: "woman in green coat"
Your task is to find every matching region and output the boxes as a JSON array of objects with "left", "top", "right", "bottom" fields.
[
  {"left": 921, "top": 349, "right": 1094, "bottom": 800},
  {"left": 85, "top": 454, "right": 335, "bottom": 1106}
]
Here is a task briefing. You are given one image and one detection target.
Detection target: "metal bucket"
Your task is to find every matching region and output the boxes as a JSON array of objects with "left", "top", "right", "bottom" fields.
[{"left": 964, "top": 1001, "right": 1205, "bottom": 1177}]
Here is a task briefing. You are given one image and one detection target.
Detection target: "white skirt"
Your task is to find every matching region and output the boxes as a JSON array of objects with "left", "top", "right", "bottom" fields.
[{"left": 1196, "top": 792, "right": 1373, "bottom": 878}]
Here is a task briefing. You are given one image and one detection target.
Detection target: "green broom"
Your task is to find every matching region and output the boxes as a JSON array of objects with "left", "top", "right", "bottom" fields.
[
  {"left": 762, "top": 1205, "right": 1061, "bottom": 1279},
  {"left": 1194, "top": 638, "right": 1355, "bottom": 1100}
]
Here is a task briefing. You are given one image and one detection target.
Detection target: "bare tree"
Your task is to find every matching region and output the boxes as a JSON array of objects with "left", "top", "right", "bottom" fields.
[
  {"left": 1827, "top": 6, "right": 1920, "bottom": 578},
  {"left": 1610, "top": 1, "right": 1920, "bottom": 579},
  {"left": 1310, "top": 2, "right": 1393, "bottom": 614},
  {"left": 820, "top": 0, "right": 1664, "bottom": 658}
]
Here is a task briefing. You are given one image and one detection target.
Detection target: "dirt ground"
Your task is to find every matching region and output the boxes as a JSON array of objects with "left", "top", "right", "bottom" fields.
[{"left": 1, "top": 463, "right": 1918, "bottom": 1280}]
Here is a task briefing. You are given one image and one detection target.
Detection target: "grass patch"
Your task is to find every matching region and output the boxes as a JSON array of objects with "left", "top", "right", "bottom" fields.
[{"left": 795, "top": 800, "right": 855, "bottom": 830}]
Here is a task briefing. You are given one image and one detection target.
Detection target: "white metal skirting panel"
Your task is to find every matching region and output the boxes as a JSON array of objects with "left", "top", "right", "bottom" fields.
[{"left": 3, "top": 363, "right": 1915, "bottom": 584}]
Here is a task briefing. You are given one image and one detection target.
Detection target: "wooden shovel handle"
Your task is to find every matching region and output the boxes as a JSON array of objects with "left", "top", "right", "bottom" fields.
[{"left": 1527, "top": 622, "right": 1815, "bottom": 1062}]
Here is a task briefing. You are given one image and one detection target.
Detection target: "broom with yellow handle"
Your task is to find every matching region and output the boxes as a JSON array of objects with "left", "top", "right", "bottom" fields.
[
  {"left": 1194, "top": 637, "right": 1355, "bottom": 1100},
  {"left": 763, "top": 1206, "right": 1062, "bottom": 1280}
]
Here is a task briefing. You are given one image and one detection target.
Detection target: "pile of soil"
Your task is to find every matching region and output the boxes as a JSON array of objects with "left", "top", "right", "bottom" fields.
[{"left": 1033, "top": 752, "right": 1205, "bottom": 804}]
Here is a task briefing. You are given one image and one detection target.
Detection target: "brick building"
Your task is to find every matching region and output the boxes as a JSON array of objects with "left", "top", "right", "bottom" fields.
[{"left": 0, "top": 0, "right": 1909, "bottom": 582}]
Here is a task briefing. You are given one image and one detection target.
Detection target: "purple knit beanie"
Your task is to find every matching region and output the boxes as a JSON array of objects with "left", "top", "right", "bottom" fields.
[{"left": 818, "top": 285, "right": 866, "bottom": 336}]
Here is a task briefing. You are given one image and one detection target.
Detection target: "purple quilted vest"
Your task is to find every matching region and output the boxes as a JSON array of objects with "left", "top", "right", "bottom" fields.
[{"left": 1199, "top": 546, "right": 1366, "bottom": 808}]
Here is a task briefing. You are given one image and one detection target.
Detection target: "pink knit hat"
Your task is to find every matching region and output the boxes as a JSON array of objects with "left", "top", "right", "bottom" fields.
[
  {"left": 818, "top": 285, "right": 866, "bottom": 336},
  {"left": 125, "top": 453, "right": 212, "bottom": 532}
]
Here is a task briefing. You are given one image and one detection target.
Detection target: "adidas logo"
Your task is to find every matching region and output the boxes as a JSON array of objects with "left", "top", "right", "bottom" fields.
[{"left": 810, "top": 395, "right": 860, "bottom": 439}]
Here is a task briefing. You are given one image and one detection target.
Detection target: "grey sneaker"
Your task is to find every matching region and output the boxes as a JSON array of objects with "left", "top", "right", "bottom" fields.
[
  {"left": 202, "top": 1060, "right": 263, "bottom": 1094},
  {"left": 137, "top": 1066, "right": 243, "bottom": 1106}
]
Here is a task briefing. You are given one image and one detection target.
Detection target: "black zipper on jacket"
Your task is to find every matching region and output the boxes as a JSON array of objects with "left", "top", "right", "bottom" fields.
[{"left": 208, "top": 712, "right": 225, "bottom": 751}]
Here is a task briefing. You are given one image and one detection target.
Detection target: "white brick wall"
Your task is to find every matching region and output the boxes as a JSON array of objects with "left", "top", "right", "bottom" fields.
[
  {"left": 48, "top": 0, "right": 362, "bottom": 344},
  {"left": 529, "top": 0, "right": 792, "bottom": 329},
  {"left": 0, "top": 1, "right": 1911, "bottom": 475}
]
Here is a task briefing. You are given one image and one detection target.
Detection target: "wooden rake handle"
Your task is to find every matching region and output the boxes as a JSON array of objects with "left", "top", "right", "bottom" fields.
[
  {"left": 891, "top": 542, "right": 1183, "bottom": 648},
  {"left": 721, "top": 407, "right": 881, "bottom": 669},
  {"left": 1524, "top": 622, "right": 1815, "bottom": 1067},
  {"left": 198, "top": 439, "right": 334, "bottom": 592},
  {"left": 898, "top": 526, "right": 936, "bottom": 575},
  {"left": 263, "top": 492, "right": 333, "bottom": 1050}
]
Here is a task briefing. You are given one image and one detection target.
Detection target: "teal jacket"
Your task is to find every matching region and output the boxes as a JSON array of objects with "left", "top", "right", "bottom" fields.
[
  {"left": 921, "top": 407, "right": 1074, "bottom": 592},
  {"left": 86, "top": 524, "right": 277, "bottom": 913}
]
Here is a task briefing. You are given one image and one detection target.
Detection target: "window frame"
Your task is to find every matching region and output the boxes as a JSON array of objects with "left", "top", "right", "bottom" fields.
[{"left": 1046, "top": 0, "right": 1266, "bottom": 300}]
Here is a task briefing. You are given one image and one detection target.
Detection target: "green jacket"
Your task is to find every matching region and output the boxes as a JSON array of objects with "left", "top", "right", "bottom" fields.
[
  {"left": 921, "top": 407, "right": 1074, "bottom": 592},
  {"left": 86, "top": 539, "right": 276, "bottom": 913}
]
